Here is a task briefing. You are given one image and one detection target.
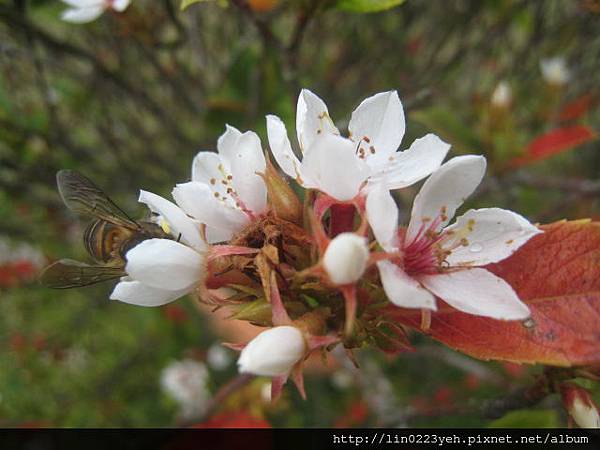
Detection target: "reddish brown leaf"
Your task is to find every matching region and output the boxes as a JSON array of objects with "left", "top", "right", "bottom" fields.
[
  {"left": 510, "top": 126, "right": 597, "bottom": 167},
  {"left": 559, "top": 94, "right": 595, "bottom": 122},
  {"left": 386, "top": 220, "right": 600, "bottom": 366}
]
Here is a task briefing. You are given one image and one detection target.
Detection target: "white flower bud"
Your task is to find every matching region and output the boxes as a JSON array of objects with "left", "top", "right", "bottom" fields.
[
  {"left": 237, "top": 326, "right": 306, "bottom": 377},
  {"left": 323, "top": 233, "right": 369, "bottom": 285},
  {"left": 491, "top": 81, "right": 512, "bottom": 108},
  {"left": 540, "top": 57, "right": 570, "bottom": 86},
  {"left": 562, "top": 383, "right": 600, "bottom": 428}
]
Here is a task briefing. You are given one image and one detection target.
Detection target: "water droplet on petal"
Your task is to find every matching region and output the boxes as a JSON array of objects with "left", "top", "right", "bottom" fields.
[{"left": 469, "top": 243, "right": 483, "bottom": 253}]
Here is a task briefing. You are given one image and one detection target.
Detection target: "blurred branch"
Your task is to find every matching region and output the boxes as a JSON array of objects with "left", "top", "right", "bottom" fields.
[
  {"left": 0, "top": 5, "right": 194, "bottom": 147},
  {"left": 417, "top": 345, "right": 503, "bottom": 385},
  {"left": 513, "top": 174, "right": 600, "bottom": 196},
  {"left": 230, "top": 0, "right": 281, "bottom": 51},
  {"left": 283, "top": 0, "right": 326, "bottom": 93},
  {"left": 405, "top": 370, "right": 553, "bottom": 423},
  {"left": 161, "top": 0, "right": 188, "bottom": 48}
]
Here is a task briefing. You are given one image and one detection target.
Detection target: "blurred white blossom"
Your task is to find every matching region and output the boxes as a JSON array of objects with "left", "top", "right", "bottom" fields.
[
  {"left": 206, "top": 344, "right": 232, "bottom": 371},
  {"left": 540, "top": 57, "right": 571, "bottom": 86},
  {"left": 491, "top": 81, "right": 512, "bottom": 107},
  {"left": 161, "top": 359, "right": 211, "bottom": 419}
]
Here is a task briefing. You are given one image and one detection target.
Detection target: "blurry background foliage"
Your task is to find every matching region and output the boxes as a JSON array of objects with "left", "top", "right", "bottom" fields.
[{"left": 0, "top": 0, "right": 598, "bottom": 427}]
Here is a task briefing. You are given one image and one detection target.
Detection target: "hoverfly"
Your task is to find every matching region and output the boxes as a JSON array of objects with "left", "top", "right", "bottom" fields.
[{"left": 40, "top": 170, "right": 170, "bottom": 289}]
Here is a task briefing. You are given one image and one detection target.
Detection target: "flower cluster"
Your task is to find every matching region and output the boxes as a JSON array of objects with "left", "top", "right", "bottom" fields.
[{"left": 60, "top": 90, "right": 543, "bottom": 399}]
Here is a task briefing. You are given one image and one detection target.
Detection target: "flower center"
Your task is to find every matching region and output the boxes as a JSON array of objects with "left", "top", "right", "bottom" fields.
[
  {"left": 402, "top": 210, "right": 472, "bottom": 276},
  {"left": 355, "top": 136, "right": 377, "bottom": 161},
  {"left": 208, "top": 164, "right": 255, "bottom": 220}
]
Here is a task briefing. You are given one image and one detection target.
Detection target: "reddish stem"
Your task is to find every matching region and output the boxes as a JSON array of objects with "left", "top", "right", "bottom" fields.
[{"left": 330, "top": 204, "right": 356, "bottom": 237}]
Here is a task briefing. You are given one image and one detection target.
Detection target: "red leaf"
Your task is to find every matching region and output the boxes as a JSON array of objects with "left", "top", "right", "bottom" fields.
[
  {"left": 510, "top": 126, "right": 597, "bottom": 167},
  {"left": 386, "top": 220, "right": 600, "bottom": 366},
  {"left": 559, "top": 94, "right": 595, "bottom": 122}
]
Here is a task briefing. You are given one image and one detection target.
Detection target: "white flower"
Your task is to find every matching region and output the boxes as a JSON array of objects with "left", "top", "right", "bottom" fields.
[
  {"left": 570, "top": 396, "right": 600, "bottom": 428},
  {"left": 491, "top": 81, "right": 512, "bottom": 107},
  {"left": 110, "top": 191, "right": 208, "bottom": 307},
  {"left": 237, "top": 326, "right": 306, "bottom": 377},
  {"left": 61, "top": 0, "right": 131, "bottom": 24},
  {"left": 266, "top": 89, "right": 450, "bottom": 201},
  {"left": 161, "top": 359, "right": 211, "bottom": 419},
  {"left": 366, "top": 155, "right": 541, "bottom": 320},
  {"left": 323, "top": 233, "right": 369, "bottom": 285},
  {"left": 540, "top": 57, "right": 571, "bottom": 86},
  {"left": 561, "top": 382, "right": 600, "bottom": 428},
  {"left": 173, "top": 125, "right": 267, "bottom": 244}
]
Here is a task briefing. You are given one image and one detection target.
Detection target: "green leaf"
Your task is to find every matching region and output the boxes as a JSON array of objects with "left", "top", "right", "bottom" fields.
[
  {"left": 180, "top": 0, "right": 227, "bottom": 11},
  {"left": 488, "top": 409, "right": 559, "bottom": 428},
  {"left": 335, "top": 0, "right": 406, "bottom": 13}
]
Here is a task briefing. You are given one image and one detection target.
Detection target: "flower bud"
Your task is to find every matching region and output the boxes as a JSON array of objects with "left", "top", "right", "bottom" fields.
[
  {"left": 237, "top": 326, "right": 306, "bottom": 377},
  {"left": 323, "top": 233, "right": 369, "bottom": 285},
  {"left": 561, "top": 382, "right": 600, "bottom": 428},
  {"left": 260, "top": 158, "right": 302, "bottom": 225},
  {"left": 540, "top": 57, "right": 570, "bottom": 86},
  {"left": 491, "top": 81, "right": 512, "bottom": 108}
]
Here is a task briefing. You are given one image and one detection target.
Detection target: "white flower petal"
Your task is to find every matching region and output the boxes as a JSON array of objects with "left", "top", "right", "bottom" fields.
[
  {"left": 266, "top": 114, "right": 302, "bottom": 180},
  {"left": 300, "top": 133, "right": 368, "bottom": 201},
  {"left": 222, "top": 130, "right": 267, "bottom": 213},
  {"left": 217, "top": 124, "right": 243, "bottom": 158},
  {"left": 238, "top": 326, "right": 306, "bottom": 377},
  {"left": 349, "top": 91, "right": 405, "bottom": 158},
  {"left": 139, "top": 190, "right": 206, "bottom": 251},
  {"left": 368, "top": 134, "right": 450, "bottom": 189},
  {"left": 61, "top": 5, "right": 104, "bottom": 23},
  {"left": 112, "top": 0, "right": 131, "bottom": 12},
  {"left": 420, "top": 268, "right": 530, "bottom": 320},
  {"left": 570, "top": 394, "right": 600, "bottom": 429},
  {"left": 377, "top": 261, "right": 436, "bottom": 310},
  {"left": 296, "top": 89, "right": 339, "bottom": 152},
  {"left": 191, "top": 151, "right": 227, "bottom": 185},
  {"left": 445, "top": 208, "right": 542, "bottom": 266},
  {"left": 323, "top": 233, "right": 369, "bottom": 285},
  {"left": 365, "top": 185, "right": 399, "bottom": 252},
  {"left": 125, "top": 238, "right": 205, "bottom": 291},
  {"left": 110, "top": 280, "right": 188, "bottom": 307},
  {"left": 406, "top": 155, "right": 487, "bottom": 244},
  {"left": 173, "top": 182, "right": 248, "bottom": 240},
  {"left": 205, "top": 226, "right": 236, "bottom": 244}
]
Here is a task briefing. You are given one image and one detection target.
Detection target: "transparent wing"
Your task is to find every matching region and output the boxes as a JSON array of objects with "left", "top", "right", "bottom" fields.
[
  {"left": 57, "top": 170, "right": 141, "bottom": 230},
  {"left": 40, "top": 259, "right": 125, "bottom": 289}
]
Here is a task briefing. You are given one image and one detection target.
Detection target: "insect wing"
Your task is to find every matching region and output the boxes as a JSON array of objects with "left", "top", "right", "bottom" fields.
[
  {"left": 40, "top": 259, "right": 125, "bottom": 289},
  {"left": 56, "top": 170, "right": 141, "bottom": 230}
]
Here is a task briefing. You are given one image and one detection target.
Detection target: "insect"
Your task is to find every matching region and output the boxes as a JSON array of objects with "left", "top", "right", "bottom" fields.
[{"left": 40, "top": 170, "right": 170, "bottom": 289}]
